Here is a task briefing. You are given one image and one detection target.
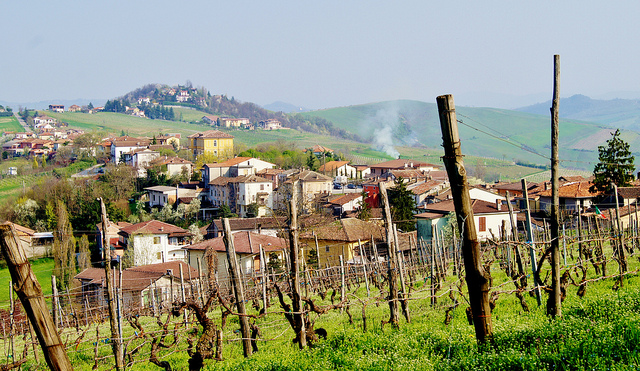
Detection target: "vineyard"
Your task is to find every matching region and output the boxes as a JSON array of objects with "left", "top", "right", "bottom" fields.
[{"left": 1, "top": 210, "right": 640, "bottom": 370}]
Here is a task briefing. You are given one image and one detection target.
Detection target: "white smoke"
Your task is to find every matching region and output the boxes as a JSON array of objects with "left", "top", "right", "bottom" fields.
[{"left": 369, "top": 105, "right": 401, "bottom": 158}]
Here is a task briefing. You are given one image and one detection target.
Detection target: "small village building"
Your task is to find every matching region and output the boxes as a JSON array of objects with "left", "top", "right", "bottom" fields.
[{"left": 118, "top": 220, "right": 192, "bottom": 265}]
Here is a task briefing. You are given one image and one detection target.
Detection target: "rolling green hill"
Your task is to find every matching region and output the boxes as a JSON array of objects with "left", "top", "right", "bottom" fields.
[{"left": 303, "top": 99, "right": 640, "bottom": 171}]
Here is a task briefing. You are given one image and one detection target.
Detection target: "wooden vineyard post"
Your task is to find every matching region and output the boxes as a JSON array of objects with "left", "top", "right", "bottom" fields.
[
  {"left": 51, "top": 275, "right": 59, "bottom": 329},
  {"left": 100, "top": 198, "right": 124, "bottom": 370},
  {"left": 521, "top": 180, "right": 542, "bottom": 305},
  {"left": 612, "top": 183, "right": 628, "bottom": 273},
  {"left": 437, "top": 94, "right": 493, "bottom": 343},
  {"left": 287, "top": 182, "right": 307, "bottom": 348},
  {"left": 549, "top": 54, "right": 562, "bottom": 318},
  {"left": 223, "top": 218, "right": 253, "bottom": 357},
  {"left": 259, "top": 245, "right": 268, "bottom": 311},
  {"left": 0, "top": 224, "right": 73, "bottom": 371},
  {"left": 339, "top": 255, "right": 346, "bottom": 303},
  {"left": 379, "top": 182, "right": 399, "bottom": 327},
  {"left": 358, "top": 239, "right": 370, "bottom": 297}
]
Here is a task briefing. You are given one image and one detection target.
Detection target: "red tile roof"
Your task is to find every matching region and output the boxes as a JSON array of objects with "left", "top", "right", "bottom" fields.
[
  {"left": 187, "top": 130, "right": 234, "bottom": 139},
  {"left": 184, "top": 231, "right": 286, "bottom": 254},
  {"left": 119, "top": 220, "right": 189, "bottom": 238}
]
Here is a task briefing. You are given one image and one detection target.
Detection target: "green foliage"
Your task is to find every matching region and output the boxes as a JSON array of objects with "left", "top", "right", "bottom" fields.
[
  {"left": 306, "top": 248, "right": 319, "bottom": 268},
  {"left": 267, "top": 252, "right": 282, "bottom": 273},
  {"left": 387, "top": 177, "right": 416, "bottom": 231},
  {"left": 356, "top": 191, "right": 372, "bottom": 221},
  {"left": 591, "top": 129, "right": 636, "bottom": 193}
]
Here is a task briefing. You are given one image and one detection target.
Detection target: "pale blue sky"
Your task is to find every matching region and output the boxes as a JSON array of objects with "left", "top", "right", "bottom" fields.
[{"left": 2, "top": 1, "right": 639, "bottom": 109}]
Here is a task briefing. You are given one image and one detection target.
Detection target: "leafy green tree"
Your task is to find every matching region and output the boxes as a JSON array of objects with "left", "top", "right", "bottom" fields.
[
  {"left": 387, "top": 177, "right": 416, "bottom": 232},
  {"left": 219, "top": 204, "right": 237, "bottom": 218},
  {"left": 53, "top": 201, "right": 76, "bottom": 290},
  {"left": 306, "top": 248, "right": 319, "bottom": 268},
  {"left": 591, "top": 129, "right": 636, "bottom": 194},
  {"left": 77, "top": 234, "right": 91, "bottom": 271}
]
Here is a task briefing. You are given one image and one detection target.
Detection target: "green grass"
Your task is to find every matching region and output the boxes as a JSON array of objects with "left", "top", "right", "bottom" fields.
[
  {"left": 0, "top": 258, "right": 54, "bottom": 305},
  {"left": 0, "top": 115, "right": 22, "bottom": 133}
]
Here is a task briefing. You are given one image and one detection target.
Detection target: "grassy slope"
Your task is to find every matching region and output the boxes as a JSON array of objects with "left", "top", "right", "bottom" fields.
[
  {"left": 304, "top": 100, "right": 640, "bottom": 170},
  {"left": 0, "top": 258, "right": 54, "bottom": 305},
  {"left": 47, "top": 108, "right": 549, "bottom": 180},
  {"left": 0, "top": 115, "right": 22, "bottom": 133}
]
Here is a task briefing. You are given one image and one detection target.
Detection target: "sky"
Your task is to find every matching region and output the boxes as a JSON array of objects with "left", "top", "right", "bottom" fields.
[{"left": 2, "top": 1, "right": 640, "bottom": 110}]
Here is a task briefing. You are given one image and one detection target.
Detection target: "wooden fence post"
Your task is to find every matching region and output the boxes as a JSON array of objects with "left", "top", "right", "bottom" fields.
[
  {"left": 0, "top": 224, "right": 73, "bottom": 370},
  {"left": 379, "top": 182, "right": 399, "bottom": 327}
]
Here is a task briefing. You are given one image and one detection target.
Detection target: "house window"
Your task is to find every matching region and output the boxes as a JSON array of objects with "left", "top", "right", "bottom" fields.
[
  {"left": 154, "top": 237, "right": 161, "bottom": 244},
  {"left": 478, "top": 217, "right": 486, "bottom": 232},
  {"left": 157, "top": 252, "right": 162, "bottom": 260},
  {"left": 325, "top": 245, "right": 330, "bottom": 253},
  {"left": 213, "top": 140, "right": 217, "bottom": 146},
  {"left": 260, "top": 184, "right": 264, "bottom": 190}
]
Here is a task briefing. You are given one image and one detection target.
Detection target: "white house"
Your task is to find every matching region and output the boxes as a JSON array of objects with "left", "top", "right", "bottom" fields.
[
  {"left": 318, "top": 161, "right": 357, "bottom": 178},
  {"left": 129, "top": 148, "right": 160, "bottom": 177},
  {"left": 208, "top": 174, "right": 273, "bottom": 217},
  {"left": 416, "top": 198, "right": 515, "bottom": 242},
  {"left": 118, "top": 220, "right": 192, "bottom": 266},
  {"left": 201, "top": 157, "right": 275, "bottom": 188},
  {"left": 110, "top": 136, "right": 150, "bottom": 164},
  {"left": 145, "top": 185, "right": 202, "bottom": 208}
]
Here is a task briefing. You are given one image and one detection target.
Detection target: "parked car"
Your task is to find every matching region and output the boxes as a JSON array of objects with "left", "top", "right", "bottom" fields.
[
  {"left": 347, "top": 184, "right": 356, "bottom": 189},
  {"left": 333, "top": 184, "right": 343, "bottom": 190}
]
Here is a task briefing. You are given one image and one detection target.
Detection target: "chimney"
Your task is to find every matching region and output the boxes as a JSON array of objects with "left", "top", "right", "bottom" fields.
[
  {"left": 496, "top": 199, "right": 502, "bottom": 211},
  {"left": 166, "top": 269, "right": 173, "bottom": 276}
]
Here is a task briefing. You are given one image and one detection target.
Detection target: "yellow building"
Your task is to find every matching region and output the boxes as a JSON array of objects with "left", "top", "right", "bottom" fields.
[
  {"left": 299, "top": 218, "right": 385, "bottom": 267},
  {"left": 187, "top": 130, "right": 234, "bottom": 159}
]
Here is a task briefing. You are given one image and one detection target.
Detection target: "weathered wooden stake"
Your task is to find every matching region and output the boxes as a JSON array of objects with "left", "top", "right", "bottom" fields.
[
  {"left": 437, "top": 94, "right": 493, "bottom": 343},
  {"left": 0, "top": 224, "right": 73, "bottom": 370},
  {"left": 548, "top": 54, "right": 562, "bottom": 318},
  {"left": 521, "top": 179, "right": 542, "bottom": 305}
]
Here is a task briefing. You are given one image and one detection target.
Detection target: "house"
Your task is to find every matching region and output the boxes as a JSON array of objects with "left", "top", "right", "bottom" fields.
[
  {"left": 1, "top": 221, "right": 52, "bottom": 258},
  {"left": 202, "top": 115, "right": 220, "bottom": 126},
  {"left": 208, "top": 174, "right": 274, "bottom": 217},
  {"left": 145, "top": 185, "right": 202, "bottom": 208},
  {"left": 326, "top": 193, "right": 363, "bottom": 216},
  {"left": 152, "top": 156, "right": 193, "bottom": 178},
  {"left": 155, "top": 133, "right": 181, "bottom": 148},
  {"left": 318, "top": 161, "right": 357, "bottom": 178},
  {"left": 537, "top": 181, "right": 601, "bottom": 213},
  {"left": 369, "top": 159, "right": 440, "bottom": 178},
  {"left": 219, "top": 117, "right": 249, "bottom": 128},
  {"left": 96, "top": 220, "right": 132, "bottom": 260},
  {"left": 599, "top": 186, "right": 640, "bottom": 210},
  {"left": 128, "top": 148, "right": 160, "bottom": 177},
  {"left": 258, "top": 119, "right": 282, "bottom": 130},
  {"left": 491, "top": 181, "right": 538, "bottom": 198},
  {"left": 305, "top": 145, "right": 333, "bottom": 157},
  {"left": 74, "top": 261, "right": 200, "bottom": 309},
  {"left": 361, "top": 179, "right": 395, "bottom": 208},
  {"left": 187, "top": 130, "right": 234, "bottom": 159},
  {"left": 353, "top": 165, "right": 371, "bottom": 179},
  {"left": 275, "top": 170, "right": 333, "bottom": 213},
  {"left": 48, "top": 104, "right": 64, "bottom": 113},
  {"left": 416, "top": 199, "right": 515, "bottom": 242},
  {"left": 201, "top": 157, "right": 275, "bottom": 188},
  {"left": 110, "top": 136, "right": 151, "bottom": 164},
  {"left": 118, "top": 220, "right": 192, "bottom": 265},
  {"left": 184, "top": 231, "right": 286, "bottom": 284},
  {"left": 176, "top": 90, "right": 191, "bottom": 102},
  {"left": 68, "top": 105, "right": 81, "bottom": 112},
  {"left": 298, "top": 218, "right": 385, "bottom": 267},
  {"left": 408, "top": 180, "right": 449, "bottom": 207},
  {"left": 33, "top": 116, "right": 57, "bottom": 127},
  {"left": 256, "top": 168, "right": 285, "bottom": 189}
]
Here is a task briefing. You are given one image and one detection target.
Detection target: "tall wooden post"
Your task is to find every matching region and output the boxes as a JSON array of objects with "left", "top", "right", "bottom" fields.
[
  {"left": 100, "top": 198, "right": 124, "bottom": 370},
  {"left": 521, "top": 180, "right": 542, "bottom": 305},
  {"left": 223, "top": 218, "right": 253, "bottom": 357},
  {"left": 288, "top": 183, "right": 306, "bottom": 348},
  {"left": 358, "top": 239, "right": 370, "bottom": 297},
  {"left": 548, "top": 54, "right": 562, "bottom": 318},
  {"left": 51, "top": 276, "right": 59, "bottom": 329},
  {"left": 379, "top": 182, "right": 399, "bottom": 327},
  {"left": 259, "top": 245, "right": 268, "bottom": 311},
  {"left": 0, "top": 224, "right": 73, "bottom": 371},
  {"left": 437, "top": 94, "right": 493, "bottom": 343}
]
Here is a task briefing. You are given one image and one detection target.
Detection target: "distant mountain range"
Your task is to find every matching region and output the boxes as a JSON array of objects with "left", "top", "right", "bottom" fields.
[
  {"left": 262, "top": 101, "right": 310, "bottom": 113},
  {"left": 517, "top": 94, "right": 640, "bottom": 131}
]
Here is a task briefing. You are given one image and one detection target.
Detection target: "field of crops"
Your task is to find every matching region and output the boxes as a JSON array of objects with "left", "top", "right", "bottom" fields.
[{"left": 0, "top": 115, "right": 22, "bottom": 133}]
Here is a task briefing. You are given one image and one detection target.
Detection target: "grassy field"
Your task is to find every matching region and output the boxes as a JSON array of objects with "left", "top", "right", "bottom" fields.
[
  {"left": 7, "top": 251, "right": 638, "bottom": 370},
  {"left": 0, "top": 258, "right": 54, "bottom": 305},
  {"left": 0, "top": 115, "right": 22, "bottom": 133}
]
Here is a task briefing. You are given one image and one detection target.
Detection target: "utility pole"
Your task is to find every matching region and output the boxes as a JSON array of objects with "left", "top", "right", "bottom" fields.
[
  {"left": 549, "top": 54, "right": 562, "bottom": 318},
  {"left": 437, "top": 94, "right": 493, "bottom": 343},
  {"left": 100, "top": 198, "right": 124, "bottom": 370}
]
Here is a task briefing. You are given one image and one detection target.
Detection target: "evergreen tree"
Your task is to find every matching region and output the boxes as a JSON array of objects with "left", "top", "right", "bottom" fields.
[
  {"left": 77, "top": 234, "right": 91, "bottom": 271},
  {"left": 591, "top": 129, "right": 636, "bottom": 194},
  {"left": 387, "top": 177, "right": 416, "bottom": 232},
  {"left": 53, "top": 201, "right": 76, "bottom": 291}
]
